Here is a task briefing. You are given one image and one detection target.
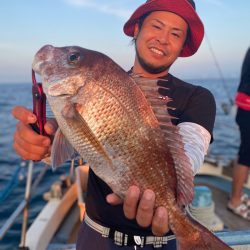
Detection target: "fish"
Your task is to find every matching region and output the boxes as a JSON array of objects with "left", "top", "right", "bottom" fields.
[{"left": 32, "top": 44, "right": 232, "bottom": 250}]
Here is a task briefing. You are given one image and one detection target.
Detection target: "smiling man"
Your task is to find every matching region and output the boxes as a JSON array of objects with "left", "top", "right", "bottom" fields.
[{"left": 12, "top": 0, "right": 217, "bottom": 249}]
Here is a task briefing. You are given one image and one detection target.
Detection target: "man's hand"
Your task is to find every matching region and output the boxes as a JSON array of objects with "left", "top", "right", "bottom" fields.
[
  {"left": 106, "top": 186, "right": 169, "bottom": 236},
  {"left": 12, "top": 106, "right": 57, "bottom": 161}
]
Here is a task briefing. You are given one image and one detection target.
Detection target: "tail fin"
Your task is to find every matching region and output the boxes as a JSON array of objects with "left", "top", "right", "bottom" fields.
[{"left": 170, "top": 207, "right": 233, "bottom": 250}]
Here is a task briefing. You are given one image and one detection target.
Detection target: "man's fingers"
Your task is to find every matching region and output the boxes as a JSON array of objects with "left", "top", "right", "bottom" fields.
[
  {"left": 106, "top": 193, "right": 123, "bottom": 205},
  {"left": 13, "top": 131, "right": 50, "bottom": 161},
  {"left": 151, "top": 206, "right": 169, "bottom": 236},
  {"left": 123, "top": 186, "right": 140, "bottom": 220},
  {"left": 13, "top": 122, "right": 51, "bottom": 161},
  {"left": 13, "top": 141, "right": 49, "bottom": 161},
  {"left": 12, "top": 106, "right": 36, "bottom": 124},
  {"left": 12, "top": 105, "right": 52, "bottom": 162},
  {"left": 135, "top": 189, "right": 155, "bottom": 227},
  {"left": 44, "top": 118, "right": 58, "bottom": 136},
  {"left": 108, "top": 186, "right": 169, "bottom": 236},
  {"left": 16, "top": 122, "right": 50, "bottom": 146}
]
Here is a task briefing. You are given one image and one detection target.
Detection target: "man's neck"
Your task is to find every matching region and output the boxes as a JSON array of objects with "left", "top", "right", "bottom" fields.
[{"left": 132, "top": 60, "right": 169, "bottom": 78}]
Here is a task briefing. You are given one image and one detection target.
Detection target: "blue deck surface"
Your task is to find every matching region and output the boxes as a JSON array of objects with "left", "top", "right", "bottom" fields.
[
  {"left": 216, "top": 230, "right": 250, "bottom": 246},
  {"left": 195, "top": 175, "right": 250, "bottom": 196}
]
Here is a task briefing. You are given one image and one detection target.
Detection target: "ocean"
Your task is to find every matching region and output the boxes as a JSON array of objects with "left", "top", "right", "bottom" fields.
[{"left": 0, "top": 78, "right": 239, "bottom": 249}]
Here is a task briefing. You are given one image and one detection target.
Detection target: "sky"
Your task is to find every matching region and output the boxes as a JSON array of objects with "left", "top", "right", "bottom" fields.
[{"left": 0, "top": 0, "right": 250, "bottom": 83}]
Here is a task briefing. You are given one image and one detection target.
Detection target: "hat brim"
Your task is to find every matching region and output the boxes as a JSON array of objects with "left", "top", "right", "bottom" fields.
[{"left": 123, "top": 0, "right": 204, "bottom": 57}]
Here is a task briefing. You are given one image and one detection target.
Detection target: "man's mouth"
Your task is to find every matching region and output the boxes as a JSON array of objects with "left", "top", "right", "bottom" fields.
[{"left": 150, "top": 47, "right": 165, "bottom": 56}]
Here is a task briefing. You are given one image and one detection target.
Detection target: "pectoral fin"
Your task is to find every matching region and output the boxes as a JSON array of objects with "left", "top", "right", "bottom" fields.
[{"left": 51, "top": 128, "right": 76, "bottom": 170}]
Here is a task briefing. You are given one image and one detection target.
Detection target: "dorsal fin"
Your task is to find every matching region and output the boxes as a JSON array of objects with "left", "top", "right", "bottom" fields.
[
  {"left": 130, "top": 72, "right": 169, "bottom": 83},
  {"left": 131, "top": 74, "right": 194, "bottom": 205}
]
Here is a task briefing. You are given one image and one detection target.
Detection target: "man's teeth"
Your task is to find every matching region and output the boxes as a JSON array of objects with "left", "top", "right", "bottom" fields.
[{"left": 150, "top": 48, "right": 164, "bottom": 55}]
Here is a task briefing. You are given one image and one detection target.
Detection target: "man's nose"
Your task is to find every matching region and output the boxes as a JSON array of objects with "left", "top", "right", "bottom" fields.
[{"left": 157, "top": 31, "right": 169, "bottom": 44}]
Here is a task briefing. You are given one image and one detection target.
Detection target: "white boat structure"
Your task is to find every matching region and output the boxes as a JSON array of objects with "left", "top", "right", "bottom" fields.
[{"left": 25, "top": 164, "right": 89, "bottom": 250}]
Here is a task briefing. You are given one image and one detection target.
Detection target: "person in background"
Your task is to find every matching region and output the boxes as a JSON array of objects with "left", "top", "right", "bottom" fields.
[
  {"left": 228, "top": 47, "right": 250, "bottom": 220},
  {"left": 12, "top": 0, "right": 216, "bottom": 249}
]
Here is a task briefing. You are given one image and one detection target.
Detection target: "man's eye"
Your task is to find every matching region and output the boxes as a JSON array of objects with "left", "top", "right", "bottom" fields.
[
  {"left": 152, "top": 25, "right": 161, "bottom": 30},
  {"left": 172, "top": 33, "right": 180, "bottom": 38},
  {"left": 68, "top": 52, "right": 81, "bottom": 64}
]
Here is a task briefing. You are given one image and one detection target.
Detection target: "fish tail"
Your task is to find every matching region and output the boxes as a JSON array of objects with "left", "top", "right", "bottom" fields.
[{"left": 169, "top": 207, "right": 233, "bottom": 250}]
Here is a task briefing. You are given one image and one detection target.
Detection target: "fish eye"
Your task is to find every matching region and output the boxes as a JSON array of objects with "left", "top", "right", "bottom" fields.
[{"left": 68, "top": 52, "right": 81, "bottom": 64}]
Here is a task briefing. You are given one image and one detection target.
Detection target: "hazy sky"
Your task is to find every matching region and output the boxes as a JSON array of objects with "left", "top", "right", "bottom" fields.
[{"left": 0, "top": 0, "right": 249, "bottom": 83}]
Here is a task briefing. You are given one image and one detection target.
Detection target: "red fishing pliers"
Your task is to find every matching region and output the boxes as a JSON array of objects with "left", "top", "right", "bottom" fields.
[{"left": 31, "top": 70, "right": 47, "bottom": 135}]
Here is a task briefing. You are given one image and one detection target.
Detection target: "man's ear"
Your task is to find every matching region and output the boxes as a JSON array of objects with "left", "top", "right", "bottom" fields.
[{"left": 134, "top": 23, "right": 139, "bottom": 39}]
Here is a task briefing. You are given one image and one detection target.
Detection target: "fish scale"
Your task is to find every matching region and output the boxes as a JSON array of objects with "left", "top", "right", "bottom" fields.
[{"left": 32, "top": 44, "right": 233, "bottom": 250}]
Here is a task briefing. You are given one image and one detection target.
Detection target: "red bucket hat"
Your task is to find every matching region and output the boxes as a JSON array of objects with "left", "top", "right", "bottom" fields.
[{"left": 123, "top": 0, "right": 204, "bottom": 57}]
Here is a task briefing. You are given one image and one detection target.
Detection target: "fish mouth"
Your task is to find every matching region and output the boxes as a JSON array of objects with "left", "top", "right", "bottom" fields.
[
  {"left": 48, "top": 74, "right": 83, "bottom": 97},
  {"left": 48, "top": 82, "right": 70, "bottom": 97},
  {"left": 31, "top": 44, "right": 70, "bottom": 97},
  {"left": 32, "top": 61, "right": 42, "bottom": 74},
  {"left": 32, "top": 45, "right": 55, "bottom": 74}
]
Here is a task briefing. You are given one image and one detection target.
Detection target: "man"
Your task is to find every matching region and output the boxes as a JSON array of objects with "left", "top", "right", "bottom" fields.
[
  {"left": 228, "top": 47, "right": 250, "bottom": 220},
  {"left": 12, "top": 0, "right": 216, "bottom": 249}
]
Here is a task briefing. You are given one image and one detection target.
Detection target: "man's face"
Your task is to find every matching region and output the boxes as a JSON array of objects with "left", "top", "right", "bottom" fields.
[{"left": 134, "top": 11, "right": 188, "bottom": 75}]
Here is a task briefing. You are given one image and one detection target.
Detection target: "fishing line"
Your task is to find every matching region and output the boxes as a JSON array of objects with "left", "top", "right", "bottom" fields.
[
  {"left": 205, "top": 33, "right": 235, "bottom": 114},
  {"left": 0, "top": 162, "right": 26, "bottom": 202},
  {"left": 0, "top": 163, "right": 49, "bottom": 240}
]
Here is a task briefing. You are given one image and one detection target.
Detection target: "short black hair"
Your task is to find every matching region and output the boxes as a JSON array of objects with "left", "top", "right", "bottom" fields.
[
  {"left": 188, "top": 0, "right": 196, "bottom": 10},
  {"left": 137, "top": 12, "right": 151, "bottom": 30},
  {"left": 130, "top": 13, "right": 150, "bottom": 44}
]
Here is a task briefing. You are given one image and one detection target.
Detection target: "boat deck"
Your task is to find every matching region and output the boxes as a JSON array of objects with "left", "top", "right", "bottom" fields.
[{"left": 195, "top": 175, "right": 250, "bottom": 230}]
